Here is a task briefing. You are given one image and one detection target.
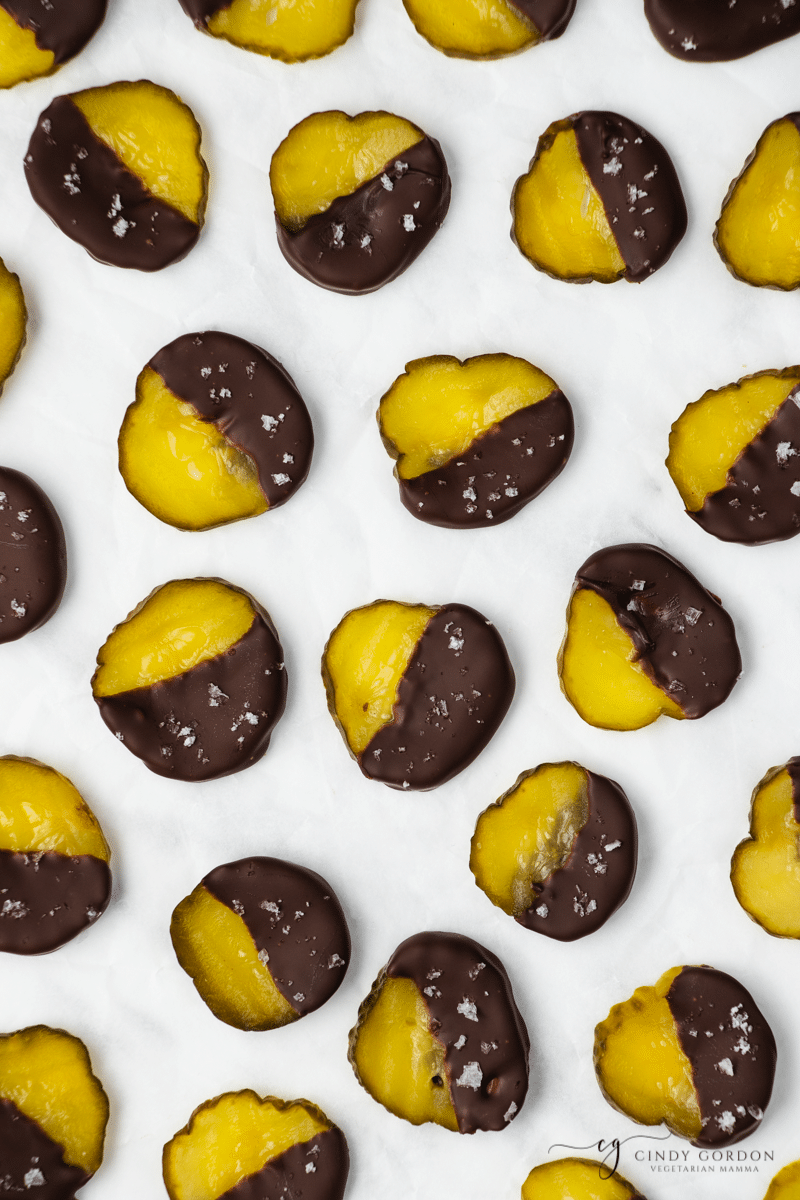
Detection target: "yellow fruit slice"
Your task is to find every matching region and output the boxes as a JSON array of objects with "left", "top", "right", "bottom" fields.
[
  {"left": 207, "top": 0, "right": 359, "bottom": 62},
  {"left": 0, "top": 8, "right": 54, "bottom": 88},
  {"left": 731, "top": 762, "right": 800, "bottom": 938},
  {"left": 0, "top": 756, "right": 109, "bottom": 860},
  {"left": 403, "top": 0, "right": 538, "bottom": 58}
]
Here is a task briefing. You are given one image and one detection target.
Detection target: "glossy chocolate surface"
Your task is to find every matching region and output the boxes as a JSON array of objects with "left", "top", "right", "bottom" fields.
[
  {"left": 644, "top": 0, "right": 800, "bottom": 61},
  {"left": 517, "top": 770, "right": 637, "bottom": 942},
  {"left": 0, "top": 1098, "right": 89, "bottom": 1199},
  {"left": 0, "top": 467, "right": 66, "bottom": 644},
  {"left": 177, "top": 0, "right": 232, "bottom": 26},
  {"left": 217, "top": 1127, "right": 348, "bottom": 1200},
  {"left": 275, "top": 136, "right": 450, "bottom": 295},
  {"left": 386, "top": 931, "right": 529, "bottom": 1134},
  {"left": 361, "top": 604, "right": 514, "bottom": 790},
  {"left": 1, "top": 0, "right": 107, "bottom": 62},
  {"left": 575, "top": 544, "right": 741, "bottom": 719},
  {"left": 149, "top": 332, "right": 313, "bottom": 509},
  {"left": 787, "top": 757, "right": 800, "bottom": 824},
  {"left": 0, "top": 850, "right": 110, "bottom": 956},
  {"left": 508, "top": 0, "right": 576, "bottom": 38},
  {"left": 574, "top": 112, "right": 687, "bottom": 282},
  {"left": 668, "top": 966, "right": 776, "bottom": 1146},
  {"left": 398, "top": 391, "right": 573, "bottom": 529},
  {"left": 25, "top": 96, "right": 202, "bottom": 271},
  {"left": 203, "top": 858, "right": 349, "bottom": 1017}
]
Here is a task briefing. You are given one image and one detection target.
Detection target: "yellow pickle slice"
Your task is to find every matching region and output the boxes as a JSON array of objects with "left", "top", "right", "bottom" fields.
[
  {"left": 765, "top": 1160, "right": 800, "bottom": 1200},
  {"left": 0, "top": 0, "right": 107, "bottom": 89},
  {"left": 401, "top": 0, "right": 576, "bottom": 59},
  {"left": 522, "top": 1157, "right": 647, "bottom": 1200},
  {"left": 0, "top": 256, "right": 26, "bottom": 395},
  {"left": 177, "top": 0, "right": 361, "bottom": 61},
  {"left": 731, "top": 759, "right": 800, "bottom": 938}
]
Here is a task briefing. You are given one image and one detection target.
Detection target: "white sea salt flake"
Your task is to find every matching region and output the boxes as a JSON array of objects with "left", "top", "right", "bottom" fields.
[
  {"left": 717, "top": 1111, "right": 736, "bottom": 1133},
  {"left": 504, "top": 1102, "right": 518, "bottom": 1122},
  {"left": 535, "top": 903, "right": 548, "bottom": 918},
  {"left": 381, "top": 173, "right": 393, "bottom": 190},
  {"left": 457, "top": 998, "right": 479, "bottom": 1022},
  {"left": 454, "top": 1035, "right": 466, "bottom": 1049},
  {"left": 403, "top": 214, "right": 416, "bottom": 231},
  {"left": 272, "top": 473, "right": 291, "bottom": 486},
  {"left": 603, "top": 157, "right": 622, "bottom": 176},
  {"left": 776, "top": 441, "right": 797, "bottom": 464},
  {"left": 24, "top": 1169, "right": 45, "bottom": 1188},
  {"left": 717, "top": 1058, "right": 734, "bottom": 1076},
  {"left": 456, "top": 1061, "right": 482, "bottom": 1089}
]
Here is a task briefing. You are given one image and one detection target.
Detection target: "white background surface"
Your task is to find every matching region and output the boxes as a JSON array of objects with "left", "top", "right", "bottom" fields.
[{"left": 2, "top": 0, "right": 800, "bottom": 1195}]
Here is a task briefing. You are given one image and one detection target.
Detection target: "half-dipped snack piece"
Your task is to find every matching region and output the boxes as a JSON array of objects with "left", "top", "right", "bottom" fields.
[
  {"left": 731, "top": 758, "right": 800, "bottom": 939},
  {"left": 323, "top": 600, "right": 514, "bottom": 789},
  {"left": 765, "top": 1160, "right": 800, "bottom": 1200},
  {"left": 667, "top": 368, "right": 800, "bottom": 545},
  {"left": 0, "top": 257, "right": 26, "bottom": 394},
  {"left": 0, "top": 467, "right": 66, "bottom": 643},
  {"left": 92, "top": 579, "right": 286, "bottom": 782},
  {"left": 378, "top": 354, "right": 573, "bottom": 528},
  {"left": 0, "top": 1025, "right": 109, "bottom": 1198},
  {"left": 0, "top": 0, "right": 107, "bottom": 88},
  {"left": 594, "top": 966, "right": 776, "bottom": 1146},
  {"left": 120, "top": 332, "right": 314, "bottom": 531},
  {"left": 25, "top": 81, "right": 207, "bottom": 271},
  {"left": 163, "top": 1090, "right": 348, "bottom": 1200},
  {"left": 171, "top": 857, "right": 350, "bottom": 1030},
  {"left": 0, "top": 757, "right": 110, "bottom": 955},
  {"left": 270, "top": 111, "right": 450, "bottom": 294},
  {"left": 716, "top": 115, "right": 800, "bottom": 290},
  {"left": 349, "top": 931, "right": 529, "bottom": 1133},
  {"left": 558, "top": 544, "right": 741, "bottom": 731},
  {"left": 178, "top": 0, "right": 360, "bottom": 61},
  {"left": 522, "top": 1157, "right": 647, "bottom": 1200},
  {"left": 645, "top": 0, "right": 800, "bottom": 62},
  {"left": 402, "top": 0, "right": 576, "bottom": 59},
  {"left": 512, "top": 112, "right": 686, "bottom": 284},
  {"left": 471, "top": 762, "right": 637, "bottom": 941}
]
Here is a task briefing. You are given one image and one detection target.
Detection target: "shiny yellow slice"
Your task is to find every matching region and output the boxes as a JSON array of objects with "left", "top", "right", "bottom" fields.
[
  {"left": 0, "top": 1026, "right": 108, "bottom": 1172},
  {"left": 0, "top": 756, "right": 109, "bottom": 861},
  {"left": 594, "top": 966, "right": 702, "bottom": 1141},
  {"left": 667, "top": 369, "right": 800, "bottom": 512},
  {"left": 207, "top": 0, "right": 359, "bottom": 62},
  {"left": 471, "top": 763, "right": 588, "bottom": 915},
  {"left": 716, "top": 117, "right": 800, "bottom": 290},
  {"left": 0, "top": 256, "right": 27, "bottom": 391},
  {"left": 765, "top": 1159, "right": 800, "bottom": 1200},
  {"left": 403, "top": 0, "right": 538, "bottom": 58},
  {"left": 72, "top": 81, "right": 207, "bottom": 223},
  {"left": 559, "top": 588, "right": 684, "bottom": 731},
  {"left": 380, "top": 355, "right": 557, "bottom": 480},
  {"left": 93, "top": 579, "right": 255, "bottom": 697},
  {"left": 0, "top": 7, "right": 54, "bottom": 88},
  {"left": 731, "top": 763, "right": 800, "bottom": 939},
  {"left": 322, "top": 600, "right": 434, "bottom": 757},
  {"left": 271, "top": 111, "right": 423, "bottom": 231},
  {"left": 513, "top": 123, "right": 625, "bottom": 283},
  {"left": 522, "top": 1157, "right": 644, "bottom": 1200},
  {"left": 163, "top": 1090, "right": 332, "bottom": 1200},
  {"left": 350, "top": 975, "right": 458, "bottom": 1131}
]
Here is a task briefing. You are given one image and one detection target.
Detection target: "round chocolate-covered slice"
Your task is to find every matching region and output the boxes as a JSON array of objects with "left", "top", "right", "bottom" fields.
[
  {"left": 0, "top": 0, "right": 107, "bottom": 88},
  {"left": 349, "top": 931, "right": 529, "bottom": 1134},
  {"left": 25, "top": 81, "right": 207, "bottom": 271},
  {"left": 177, "top": 0, "right": 361, "bottom": 62},
  {"left": 471, "top": 762, "right": 637, "bottom": 941},
  {"left": 92, "top": 578, "right": 287, "bottom": 782},
  {"left": 522, "top": 1157, "right": 648, "bottom": 1200},
  {"left": 595, "top": 965, "right": 777, "bottom": 1146},
  {"left": 378, "top": 354, "right": 573, "bottom": 529},
  {"left": 120, "top": 332, "right": 314, "bottom": 531},
  {"left": 402, "top": 0, "right": 576, "bottom": 59},
  {"left": 270, "top": 110, "right": 450, "bottom": 295},
  {"left": 559, "top": 544, "right": 741, "bottom": 731},
  {"left": 0, "top": 258, "right": 26, "bottom": 395},
  {"left": 513, "top": 111, "right": 686, "bottom": 284},
  {"left": 0, "top": 467, "right": 66, "bottom": 644},
  {"left": 171, "top": 857, "right": 350, "bottom": 1030},
  {"left": 323, "top": 599, "right": 514, "bottom": 790},
  {"left": 731, "top": 758, "right": 800, "bottom": 939},
  {"left": 644, "top": 0, "right": 800, "bottom": 62}
]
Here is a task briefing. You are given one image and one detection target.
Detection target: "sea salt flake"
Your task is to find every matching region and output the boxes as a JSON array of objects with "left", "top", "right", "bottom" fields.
[
  {"left": 448, "top": 636, "right": 464, "bottom": 651},
  {"left": 331, "top": 223, "right": 345, "bottom": 246},
  {"left": 305, "top": 1164, "right": 316, "bottom": 1174},
  {"left": 776, "top": 441, "right": 797, "bottom": 464},
  {"left": 112, "top": 217, "right": 131, "bottom": 238},
  {"left": 456, "top": 1061, "right": 482, "bottom": 1089},
  {"left": 535, "top": 903, "right": 548, "bottom": 918},
  {"left": 258, "top": 949, "right": 270, "bottom": 965},
  {"left": 403, "top": 214, "right": 416, "bottom": 231},
  {"left": 1, "top": 899, "right": 28, "bottom": 919},
  {"left": 603, "top": 157, "right": 622, "bottom": 176},
  {"left": 454, "top": 1034, "right": 466, "bottom": 1049},
  {"left": 261, "top": 414, "right": 279, "bottom": 432},
  {"left": 272, "top": 472, "right": 291, "bottom": 486},
  {"left": 260, "top": 900, "right": 281, "bottom": 916},
  {"left": 717, "top": 1058, "right": 734, "bottom": 1076},
  {"left": 328, "top": 953, "right": 345, "bottom": 968},
  {"left": 10, "top": 599, "right": 26, "bottom": 618},
  {"left": 717, "top": 1111, "right": 736, "bottom": 1133},
  {"left": 24, "top": 1169, "right": 45, "bottom": 1188},
  {"left": 381, "top": 173, "right": 393, "bottom": 190},
  {"left": 791, "top": 481, "right": 800, "bottom": 496},
  {"left": 504, "top": 1101, "right": 518, "bottom": 1122},
  {"left": 457, "top": 998, "right": 479, "bottom": 1022},
  {"left": 605, "top": 840, "right": 622, "bottom": 851},
  {"left": 682, "top": 36, "right": 697, "bottom": 49}
]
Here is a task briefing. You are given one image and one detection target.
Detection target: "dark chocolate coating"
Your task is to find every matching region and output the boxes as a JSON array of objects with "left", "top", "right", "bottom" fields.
[
  {"left": 217, "top": 1127, "right": 348, "bottom": 1200},
  {"left": 644, "top": 0, "right": 800, "bottom": 61},
  {"left": 95, "top": 604, "right": 287, "bottom": 782},
  {"left": 275, "top": 136, "right": 450, "bottom": 295},
  {"left": 507, "top": 0, "right": 576, "bottom": 38},
  {"left": 1, "top": 0, "right": 106, "bottom": 62},
  {"left": 0, "top": 1098, "right": 89, "bottom": 1199},
  {"left": 575, "top": 544, "right": 741, "bottom": 719},
  {"left": 788, "top": 757, "right": 800, "bottom": 824},
  {"left": 177, "top": 0, "right": 232, "bottom": 26},
  {"left": 202, "top": 858, "right": 350, "bottom": 1017},
  {"left": 398, "top": 391, "right": 573, "bottom": 529},
  {"left": 148, "top": 332, "right": 314, "bottom": 510},
  {"left": 667, "top": 966, "right": 776, "bottom": 1146},
  {"left": 0, "top": 467, "right": 66, "bottom": 644},
  {"left": 386, "top": 931, "right": 529, "bottom": 1134},
  {"left": 359, "top": 604, "right": 515, "bottom": 790},
  {"left": 516, "top": 770, "right": 637, "bottom": 942},
  {"left": 573, "top": 112, "right": 687, "bottom": 282},
  {"left": 0, "top": 850, "right": 110, "bottom": 956},
  {"left": 25, "top": 95, "right": 202, "bottom": 272},
  {"left": 692, "top": 386, "right": 800, "bottom": 544}
]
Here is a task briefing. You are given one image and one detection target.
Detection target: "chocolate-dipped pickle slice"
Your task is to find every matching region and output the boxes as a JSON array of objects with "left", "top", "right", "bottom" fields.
[
  {"left": 120, "top": 332, "right": 313, "bottom": 531},
  {"left": 558, "top": 544, "right": 741, "bottom": 731},
  {"left": 270, "top": 111, "right": 450, "bottom": 295},
  {"left": 522, "top": 1157, "right": 646, "bottom": 1200},
  {"left": 379, "top": 354, "right": 573, "bottom": 528},
  {"left": 512, "top": 112, "right": 686, "bottom": 284},
  {"left": 0, "top": 257, "right": 26, "bottom": 393},
  {"left": 322, "top": 600, "right": 514, "bottom": 789},
  {"left": 178, "top": 0, "right": 360, "bottom": 61},
  {"left": 171, "top": 857, "right": 350, "bottom": 1030},
  {"left": 0, "top": 467, "right": 66, "bottom": 643},
  {"left": 765, "top": 1160, "right": 800, "bottom": 1200},
  {"left": 349, "top": 931, "right": 529, "bottom": 1133},
  {"left": 25, "top": 81, "right": 207, "bottom": 271},
  {"left": 667, "top": 368, "right": 800, "bottom": 544},
  {"left": 594, "top": 966, "right": 776, "bottom": 1146},
  {"left": 163, "top": 1090, "right": 348, "bottom": 1200},
  {"left": 0, "top": 0, "right": 107, "bottom": 88},
  {"left": 92, "top": 578, "right": 286, "bottom": 782},
  {"left": 0, "top": 1025, "right": 109, "bottom": 1198},
  {"left": 645, "top": 0, "right": 800, "bottom": 62},
  {"left": 471, "top": 762, "right": 636, "bottom": 941},
  {"left": 402, "top": 0, "right": 576, "bottom": 59},
  {"left": 731, "top": 759, "right": 800, "bottom": 938}
]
